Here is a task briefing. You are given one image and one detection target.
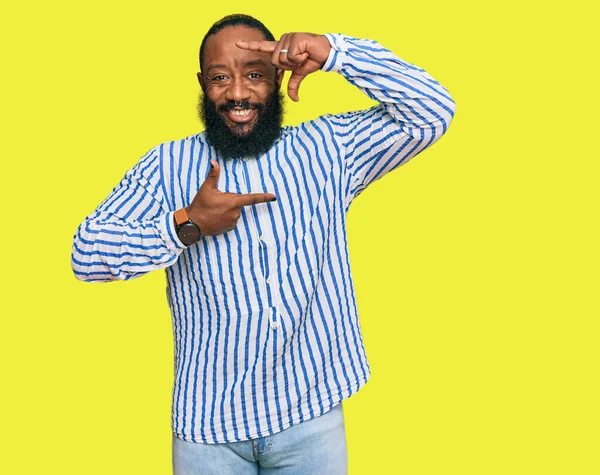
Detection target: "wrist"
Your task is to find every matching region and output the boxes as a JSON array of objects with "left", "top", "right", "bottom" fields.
[
  {"left": 314, "top": 34, "right": 332, "bottom": 68},
  {"left": 174, "top": 207, "right": 202, "bottom": 245}
]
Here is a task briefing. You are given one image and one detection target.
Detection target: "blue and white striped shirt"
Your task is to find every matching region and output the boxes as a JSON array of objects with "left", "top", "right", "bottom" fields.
[{"left": 72, "top": 33, "right": 456, "bottom": 444}]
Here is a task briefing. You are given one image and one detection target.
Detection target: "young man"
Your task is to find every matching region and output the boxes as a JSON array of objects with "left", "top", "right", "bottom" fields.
[{"left": 72, "top": 13, "right": 456, "bottom": 474}]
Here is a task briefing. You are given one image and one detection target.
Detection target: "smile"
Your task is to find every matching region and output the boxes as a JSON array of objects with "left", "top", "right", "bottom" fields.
[{"left": 224, "top": 108, "right": 258, "bottom": 124}]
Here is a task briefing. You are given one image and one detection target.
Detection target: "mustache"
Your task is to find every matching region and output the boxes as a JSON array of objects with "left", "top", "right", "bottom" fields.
[{"left": 217, "top": 101, "right": 265, "bottom": 113}]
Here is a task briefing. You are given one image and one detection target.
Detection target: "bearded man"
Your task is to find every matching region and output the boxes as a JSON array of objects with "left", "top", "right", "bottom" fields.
[{"left": 72, "top": 13, "right": 456, "bottom": 475}]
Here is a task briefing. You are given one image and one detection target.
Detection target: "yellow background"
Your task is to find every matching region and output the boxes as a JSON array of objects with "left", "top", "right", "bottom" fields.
[{"left": 1, "top": 1, "right": 598, "bottom": 473}]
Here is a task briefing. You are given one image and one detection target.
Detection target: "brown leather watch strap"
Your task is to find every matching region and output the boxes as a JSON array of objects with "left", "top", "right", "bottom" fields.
[{"left": 174, "top": 207, "right": 190, "bottom": 226}]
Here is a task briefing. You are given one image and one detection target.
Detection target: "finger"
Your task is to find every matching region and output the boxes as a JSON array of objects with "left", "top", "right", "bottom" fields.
[
  {"left": 287, "top": 71, "right": 307, "bottom": 102},
  {"left": 235, "top": 40, "right": 278, "bottom": 53},
  {"left": 276, "top": 34, "right": 296, "bottom": 69},
  {"left": 202, "top": 159, "right": 220, "bottom": 189},
  {"left": 236, "top": 192, "right": 277, "bottom": 207},
  {"left": 270, "top": 34, "right": 289, "bottom": 69},
  {"left": 286, "top": 34, "right": 310, "bottom": 66},
  {"left": 288, "top": 50, "right": 309, "bottom": 67}
]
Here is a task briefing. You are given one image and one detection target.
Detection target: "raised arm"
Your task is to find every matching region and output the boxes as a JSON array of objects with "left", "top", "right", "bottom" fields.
[
  {"left": 321, "top": 33, "right": 456, "bottom": 202},
  {"left": 71, "top": 148, "right": 186, "bottom": 282},
  {"left": 236, "top": 32, "right": 456, "bottom": 204}
]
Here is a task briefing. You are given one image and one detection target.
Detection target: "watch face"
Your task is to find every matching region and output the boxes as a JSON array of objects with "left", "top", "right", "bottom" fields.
[{"left": 178, "top": 223, "right": 201, "bottom": 246}]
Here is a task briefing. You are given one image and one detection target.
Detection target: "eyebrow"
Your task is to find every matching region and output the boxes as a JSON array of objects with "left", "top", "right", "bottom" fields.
[
  {"left": 243, "top": 59, "right": 268, "bottom": 68},
  {"left": 205, "top": 64, "right": 225, "bottom": 73},
  {"left": 205, "top": 59, "right": 268, "bottom": 73}
]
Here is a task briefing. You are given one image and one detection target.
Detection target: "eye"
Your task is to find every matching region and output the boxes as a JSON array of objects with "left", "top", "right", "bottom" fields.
[
  {"left": 212, "top": 75, "right": 227, "bottom": 81},
  {"left": 248, "top": 72, "right": 262, "bottom": 79}
]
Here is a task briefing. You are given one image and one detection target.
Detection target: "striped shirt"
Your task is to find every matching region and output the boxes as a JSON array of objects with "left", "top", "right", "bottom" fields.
[{"left": 71, "top": 33, "right": 456, "bottom": 444}]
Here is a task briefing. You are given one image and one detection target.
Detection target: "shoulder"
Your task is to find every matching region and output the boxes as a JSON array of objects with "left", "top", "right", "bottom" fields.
[
  {"left": 150, "top": 132, "right": 206, "bottom": 154},
  {"left": 324, "top": 106, "right": 383, "bottom": 127},
  {"left": 286, "top": 106, "right": 383, "bottom": 139},
  {"left": 286, "top": 110, "right": 355, "bottom": 134},
  {"left": 143, "top": 133, "right": 211, "bottom": 169}
]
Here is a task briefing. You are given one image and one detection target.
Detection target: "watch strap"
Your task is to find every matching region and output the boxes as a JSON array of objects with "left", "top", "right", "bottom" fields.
[{"left": 174, "top": 207, "right": 190, "bottom": 227}]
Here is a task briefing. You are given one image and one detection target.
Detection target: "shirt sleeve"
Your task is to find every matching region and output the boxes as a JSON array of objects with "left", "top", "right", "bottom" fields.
[
  {"left": 320, "top": 33, "right": 457, "bottom": 203},
  {"left": 71, "top": 147, "right": 187, "bottom": 282}
]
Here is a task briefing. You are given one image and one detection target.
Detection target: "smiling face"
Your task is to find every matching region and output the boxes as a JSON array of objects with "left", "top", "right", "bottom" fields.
[{"left": 198, "top": 25, "right": 284, "bottom": 137}]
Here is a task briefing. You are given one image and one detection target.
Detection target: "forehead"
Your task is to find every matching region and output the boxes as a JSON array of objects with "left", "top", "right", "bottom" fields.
[{"left": 203, "top": 25, "right": 270, "bottom": 69}]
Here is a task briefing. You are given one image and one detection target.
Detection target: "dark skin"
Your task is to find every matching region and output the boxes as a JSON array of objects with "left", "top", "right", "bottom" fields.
[{"left": 181, "top": 25, "right": 332, "bottom": 239}]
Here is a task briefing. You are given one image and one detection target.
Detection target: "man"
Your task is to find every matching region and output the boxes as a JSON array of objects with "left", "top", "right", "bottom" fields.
[{"left": 71, "top": 13, "right": 456, "bottom": 474}]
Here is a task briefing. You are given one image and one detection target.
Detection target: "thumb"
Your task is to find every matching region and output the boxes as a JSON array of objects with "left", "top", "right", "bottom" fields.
[
  {"left": 287, "top": 69, "right": 307, "bottom": 102},
  {"left": 202, "top": 159, "right": 220, "bottom": 189}
]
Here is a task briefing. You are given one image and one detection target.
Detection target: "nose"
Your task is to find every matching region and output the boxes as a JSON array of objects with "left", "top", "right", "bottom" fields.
[{"left": 224, "top": 76, "right": 251, "bottom": 103}]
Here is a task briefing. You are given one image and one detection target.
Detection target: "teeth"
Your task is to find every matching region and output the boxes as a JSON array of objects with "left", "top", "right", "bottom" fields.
[{"left": 231, "top": 109, "right": 251, "bottom": 117}]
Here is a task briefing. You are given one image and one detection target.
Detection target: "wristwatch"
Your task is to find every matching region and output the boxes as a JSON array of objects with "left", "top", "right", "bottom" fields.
[{"left": 174, "top": 208, "right": 201, "bottom": 246}]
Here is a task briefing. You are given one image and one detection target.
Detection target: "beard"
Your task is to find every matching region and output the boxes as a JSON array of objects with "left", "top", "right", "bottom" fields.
[{"left": 198, "top": 89, "right": 285, "bottom": 160}]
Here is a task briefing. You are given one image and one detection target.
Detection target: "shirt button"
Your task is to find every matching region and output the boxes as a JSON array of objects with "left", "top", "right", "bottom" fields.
[
  {"left": 270, "top": 321, "right": 278, "bottom": 330},
  {"left": 266, "top": 277, "right": 272, "bottom": 284}
]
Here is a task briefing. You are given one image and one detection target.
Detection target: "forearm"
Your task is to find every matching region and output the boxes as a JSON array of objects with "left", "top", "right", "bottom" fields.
[
  {"left": 321, "top": 33, "right": 456, "bottom": 138},
  {"left": 72, "top": 210, "right": 185, "bottom": 282}
]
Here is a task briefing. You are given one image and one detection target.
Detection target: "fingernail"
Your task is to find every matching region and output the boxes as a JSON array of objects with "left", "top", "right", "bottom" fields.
[{"left": 271, "top": 197, "right": 277, "bottom": 202}]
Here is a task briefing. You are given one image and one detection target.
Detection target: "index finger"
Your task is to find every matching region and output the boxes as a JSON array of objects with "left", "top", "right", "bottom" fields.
[
  {"left": 235, "top": 40, "right": 278, "bottom": 53},
  {"left": 236, "top": 192, "right": 277, "bottom": 207}
]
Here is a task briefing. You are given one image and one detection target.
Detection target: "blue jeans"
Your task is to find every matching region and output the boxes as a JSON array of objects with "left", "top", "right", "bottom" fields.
[{"left": 172, "top": 402, "right": 348, "bottom": 474}]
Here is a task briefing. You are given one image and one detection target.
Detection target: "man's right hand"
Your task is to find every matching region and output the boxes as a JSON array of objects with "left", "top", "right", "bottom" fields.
[{"left": 185, "top": 159, "right": 277, "bottom": 237}]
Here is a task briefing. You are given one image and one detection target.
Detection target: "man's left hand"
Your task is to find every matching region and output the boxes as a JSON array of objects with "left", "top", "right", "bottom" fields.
[{"left": 236, "top": 33, "right": 331, "bottom": 102}]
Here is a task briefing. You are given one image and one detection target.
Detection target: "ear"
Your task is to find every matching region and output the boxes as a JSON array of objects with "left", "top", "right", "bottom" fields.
[
  {"left": 197, "top": 72, "right": 204, "bottom": 91},
  {"left": 275, "top": 67, "right": 284, "bottom": 89}
]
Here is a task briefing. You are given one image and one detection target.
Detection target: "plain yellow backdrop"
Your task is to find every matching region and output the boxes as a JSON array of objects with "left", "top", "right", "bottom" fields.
[{"left": 1, "top": 1, "right": 598, "bottom": 474}]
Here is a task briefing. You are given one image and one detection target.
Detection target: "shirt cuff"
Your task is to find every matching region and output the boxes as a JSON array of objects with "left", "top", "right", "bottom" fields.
[
  {"left": 321, "top": 33, "right": 346, "bottom": 73},
  {"left": 158, "top": 211, "right": 188, "bottom": 253}
]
